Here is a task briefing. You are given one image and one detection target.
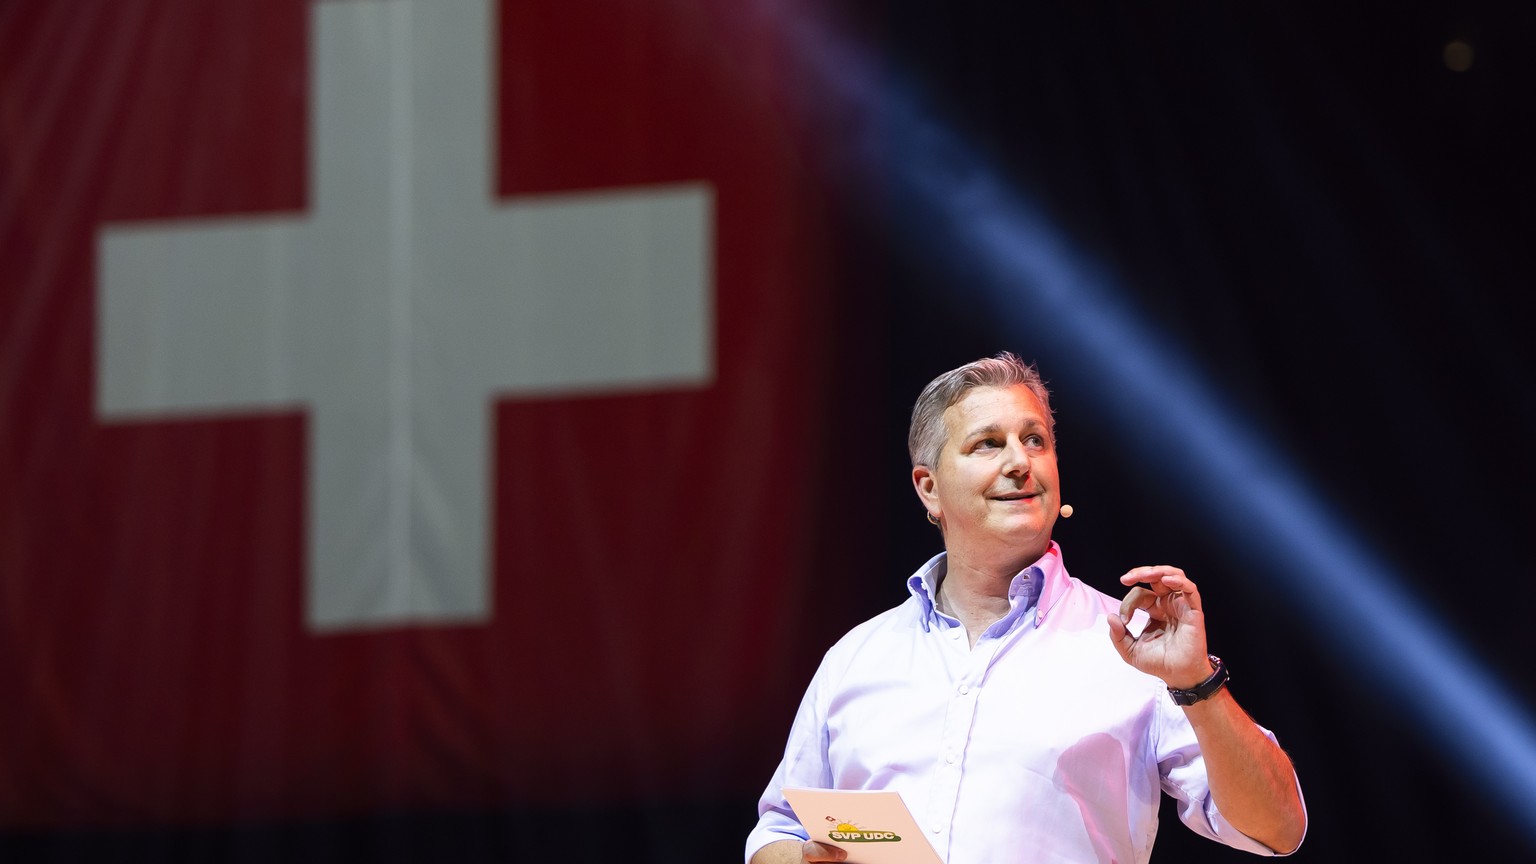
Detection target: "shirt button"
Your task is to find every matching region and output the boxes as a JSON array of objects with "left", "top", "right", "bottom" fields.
[
  {"left": 957, "top": 684, "right": 970, "bottom": 695},
  {"left": 945, "top": 753, "right": 957, "bottom": 764},
  {"left": 931, "top": 824, "right": 942, "bottom": 834}
]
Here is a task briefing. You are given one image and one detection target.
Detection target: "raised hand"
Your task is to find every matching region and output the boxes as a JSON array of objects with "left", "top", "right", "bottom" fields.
[{"left": 1107, "top": 565, "right": 1214, "bottom": 689}]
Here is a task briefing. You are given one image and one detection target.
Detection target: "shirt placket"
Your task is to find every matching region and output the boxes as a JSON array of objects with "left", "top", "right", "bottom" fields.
[{"left": 924, "top": 621, "right": 1008, "bottom": 859}]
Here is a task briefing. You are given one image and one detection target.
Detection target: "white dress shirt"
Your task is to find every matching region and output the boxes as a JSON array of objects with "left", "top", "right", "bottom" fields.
[{"left": 746, "top": 543, "right": 1297, "bottom": 863}]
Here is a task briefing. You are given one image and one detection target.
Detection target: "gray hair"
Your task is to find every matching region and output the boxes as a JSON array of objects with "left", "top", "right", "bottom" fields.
[{"left": 907, "top": 352, "right": 1055, "bottom": 467}]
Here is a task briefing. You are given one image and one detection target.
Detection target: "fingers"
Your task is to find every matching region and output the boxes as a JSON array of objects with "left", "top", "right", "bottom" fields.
[
  {"left": 803, "top": 841, "right": 848, "bottom": 862},
  {"left": 1106, "top": 608, "right": 1136, "bottom": 662},
  {"left": 1117, "top": 564, "right": 1190, "bottom": 590},
  {"left": 1116, "top": 585, "right": 1156, "bottom": 624},
  {"left": 1118, "top": 565, "right": 1201, "bottom": 612}
]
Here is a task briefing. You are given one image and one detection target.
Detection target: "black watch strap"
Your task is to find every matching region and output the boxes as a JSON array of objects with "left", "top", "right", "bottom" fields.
[{"left": 1167, "top": 654, "right": 1228, "bottom": 706}]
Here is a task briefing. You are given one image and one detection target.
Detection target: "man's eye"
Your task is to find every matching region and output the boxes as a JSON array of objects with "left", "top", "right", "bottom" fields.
[
  {"left": 1025, "top": 435, "right": 1044, "bottom": 447},
  {"left": 976, "top": 438, "right": 1001, "bottom": 450}
]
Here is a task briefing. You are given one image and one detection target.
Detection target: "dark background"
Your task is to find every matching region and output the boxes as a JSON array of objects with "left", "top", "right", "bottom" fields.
[{"left": 845, "top": 2, "right": 1536, "bottom": 861}]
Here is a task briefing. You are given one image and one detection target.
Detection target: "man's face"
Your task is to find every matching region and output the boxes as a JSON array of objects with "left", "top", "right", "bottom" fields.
[{"left": 914, "top": 384, "right": 1060, "bottom": 563}]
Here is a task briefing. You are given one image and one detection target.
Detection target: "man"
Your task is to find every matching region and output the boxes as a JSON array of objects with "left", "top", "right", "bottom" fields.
[{"left": 747, "top": 353, "right": 1306, "bottom": 863}]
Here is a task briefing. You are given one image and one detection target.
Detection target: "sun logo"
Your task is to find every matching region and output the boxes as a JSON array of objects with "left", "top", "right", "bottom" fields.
[{"left": 827, "top": 818, "right": 903, "bottom": 843}]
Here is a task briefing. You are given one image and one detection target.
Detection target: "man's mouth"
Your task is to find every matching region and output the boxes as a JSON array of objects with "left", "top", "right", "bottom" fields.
[{"left": 991, "top": 491, "right": 1039, "bottom": 502}]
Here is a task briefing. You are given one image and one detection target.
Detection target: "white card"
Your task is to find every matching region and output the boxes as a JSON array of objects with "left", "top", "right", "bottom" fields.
[{"left": 783, "top": 787, "right": 945, "bottom": 864}]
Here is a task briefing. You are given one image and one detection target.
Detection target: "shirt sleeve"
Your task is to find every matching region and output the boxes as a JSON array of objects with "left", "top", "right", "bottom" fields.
[
  {"left": 1154, "top": 693, "right": 1308, "bottom": 856},
  {"left": 744, "top": 656, "right": 837, "bottom": 863}
]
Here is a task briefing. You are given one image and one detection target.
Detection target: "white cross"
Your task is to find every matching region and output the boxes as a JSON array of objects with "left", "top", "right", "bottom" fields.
[{"left": 95, "top": 0, "right": 713, "bottom": 631}]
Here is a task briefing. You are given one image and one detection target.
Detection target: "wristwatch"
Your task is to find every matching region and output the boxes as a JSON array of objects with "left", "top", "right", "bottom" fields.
[{"left": 1167, "top": 654, "right": 1229, "bottom": 706}]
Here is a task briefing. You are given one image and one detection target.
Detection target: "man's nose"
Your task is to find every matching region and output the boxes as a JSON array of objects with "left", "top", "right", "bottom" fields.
[{"left": 1001, "top": 438, "right": 1031, "bottom": 477}]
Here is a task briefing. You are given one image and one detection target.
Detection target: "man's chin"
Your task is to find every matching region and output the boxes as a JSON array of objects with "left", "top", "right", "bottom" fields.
[{"left": 988, "top": 521, "right": 1050, "bottom": 547}]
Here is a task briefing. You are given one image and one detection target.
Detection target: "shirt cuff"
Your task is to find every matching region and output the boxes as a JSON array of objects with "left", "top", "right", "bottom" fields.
[{"left": 744, "top": 808, "right": 809, "bottom": 864}]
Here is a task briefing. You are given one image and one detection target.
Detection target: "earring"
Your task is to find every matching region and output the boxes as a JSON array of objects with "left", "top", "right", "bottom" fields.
[{"left": 926, "top": 511, "right": 940, "bottom": 526}]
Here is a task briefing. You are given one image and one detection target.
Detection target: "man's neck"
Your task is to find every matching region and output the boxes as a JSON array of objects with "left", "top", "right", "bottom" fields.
[{"left": 936, "top": 548, "right": 1042, "bottom": 648}]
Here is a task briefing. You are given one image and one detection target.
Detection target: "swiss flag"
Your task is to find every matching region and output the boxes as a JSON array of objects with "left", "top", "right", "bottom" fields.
[{"left": 0, "top": 0, "right": 849, "bottom": 827}]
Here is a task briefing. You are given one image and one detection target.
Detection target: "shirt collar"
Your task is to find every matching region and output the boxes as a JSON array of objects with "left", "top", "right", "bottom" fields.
[
  {"left": 907, "top": 541, "right": 1071, "bottom": 632},
  {"left": 907, "top": 553, "right": 947, "bottom": 631},
  {"left": 1031, "top": 542, "right": 1072, "bottom": 625}
]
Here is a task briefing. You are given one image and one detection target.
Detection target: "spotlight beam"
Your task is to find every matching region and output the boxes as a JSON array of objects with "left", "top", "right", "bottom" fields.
[{"left": 926, "top": 125, "right": 1536, "bottom": 841}]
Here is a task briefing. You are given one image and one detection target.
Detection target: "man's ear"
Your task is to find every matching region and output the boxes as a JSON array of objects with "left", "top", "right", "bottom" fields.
[{"left": 912, "top": 464, "right": 938, "bottom": 511}]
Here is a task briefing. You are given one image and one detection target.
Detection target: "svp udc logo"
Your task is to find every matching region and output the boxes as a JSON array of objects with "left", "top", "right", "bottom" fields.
[{"left": 825, "top": 816, "right": 902, "bottom": 843}]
